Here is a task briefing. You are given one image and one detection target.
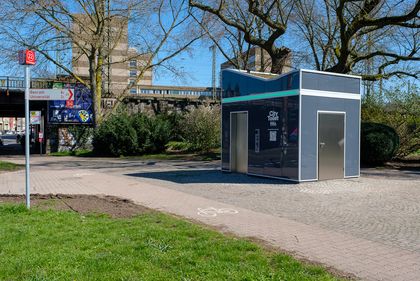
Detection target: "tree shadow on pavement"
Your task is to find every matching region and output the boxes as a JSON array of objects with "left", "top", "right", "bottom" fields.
[{"left": 125, "top": 169, "right": 296, "bottom": 185}]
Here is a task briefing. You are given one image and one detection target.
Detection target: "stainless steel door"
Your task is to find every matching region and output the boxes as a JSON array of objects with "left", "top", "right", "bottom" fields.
[
  {"left": 230, "top": 112, "right": 248, "bottom": 173},
  {"left": 318, "top": 113, "right": 345, "bottom": 180}
]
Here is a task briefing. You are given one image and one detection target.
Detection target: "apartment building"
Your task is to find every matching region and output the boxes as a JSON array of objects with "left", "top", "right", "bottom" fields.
[
  {"left": 128, "top": 47, "right": 153, "bottom": 94},
  {"left": 72, "top": 14, "right": 153, "bottom": 96}
]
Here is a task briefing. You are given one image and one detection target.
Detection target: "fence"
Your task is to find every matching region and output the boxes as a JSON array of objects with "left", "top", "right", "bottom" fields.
[{"left": 0, "top": 76, "right": 53, "bottom": 90}]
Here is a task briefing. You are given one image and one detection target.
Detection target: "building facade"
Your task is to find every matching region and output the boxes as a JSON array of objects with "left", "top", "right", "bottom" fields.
[
  {"left": 127, "top": 47, "right": 153, "bottom": 94},
  {"left": 72, "top": 15, "right": 153, "bottom": 97},
  {"left": 221, "top": 69, "right": 361, "bottom": 182},
  {"left": 0, "top": 117, "right": 25, "bottom": 133}
]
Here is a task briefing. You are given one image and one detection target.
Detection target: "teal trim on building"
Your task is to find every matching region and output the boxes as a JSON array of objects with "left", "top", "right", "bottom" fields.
[{"left": 222, "top": 89, "right": 299, "bottom": 104}]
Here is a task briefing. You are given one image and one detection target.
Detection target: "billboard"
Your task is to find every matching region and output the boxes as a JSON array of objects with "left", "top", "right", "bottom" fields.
[
  {"left": 48, "top": 83, "right": 94, "bottom": 124},
  {"left": 30, "top": 111, "right": 41, "bottom": 125}
]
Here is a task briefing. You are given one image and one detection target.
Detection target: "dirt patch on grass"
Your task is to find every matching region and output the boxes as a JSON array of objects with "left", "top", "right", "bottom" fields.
[{"left": 0, "top": 194, "right": 150, "bottom": 218}]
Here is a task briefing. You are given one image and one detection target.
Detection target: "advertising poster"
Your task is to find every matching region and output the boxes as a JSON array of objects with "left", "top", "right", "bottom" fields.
[
  {"left": 48, "top": 83, "right": 94, "bottom": 124},
  {"left": 30, "top": 111, "right": 41, "bottom": 125}
]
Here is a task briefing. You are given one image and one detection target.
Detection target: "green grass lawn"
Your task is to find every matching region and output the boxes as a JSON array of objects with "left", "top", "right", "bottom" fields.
[
  {"left": 48, "top": 149, "right": 94, "bottom": 157},
  {"left": 0, "top": 161, "right": 23, "bottom": 171},
  {"left": 0, "top": 204, "right": 341, "bottom": 281}
]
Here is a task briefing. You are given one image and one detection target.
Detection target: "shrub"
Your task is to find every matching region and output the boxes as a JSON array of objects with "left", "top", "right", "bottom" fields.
[
  {"left": 67, "top": 125, "right": 93, "bottom": 151},
  {"left": 93, "top": 108, "right": 220, "bottom": 156},
  {"left": 131, "top": 113, "right": 174, "bottom": 154},
  {"left": 181, "top": 106, "right": 220, "bottom": 152},
  {"left": 361, "top": 122, "right": 399, "bottom": 165},
  {"left": 143, "top": 114, "right": 173, "bottom": 153},
  {"left": 130, "top": 114, "right": 150, "bottom": 154},
  {"left": 362, "top": 83, "right": 419, "bottom": 157},
  {"left": 166, "top": 141, "right": 191, "bottom": 152},
  {"left": 159, "top": 111, "right": 184, "bottom": 141},
  {"left": 92, "top": 112, "right": 138, "bottom": 156}
]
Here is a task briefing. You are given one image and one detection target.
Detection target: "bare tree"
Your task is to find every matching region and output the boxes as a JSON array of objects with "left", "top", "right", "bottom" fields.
[
  {"left": 189, "top": 0, "right": 295, "bottom": 74},
  {"left": 192, "top": 13, "right": 253, "bottom": 70},
  {"left": 0, "top": 0, "right": 203, "bottom": 125},
  {"left": 110, "top": 0, "right": 205, "bottom": 116},
  {"left": 293, "top": 0, "right": 420, "bottom": 80},
  {"left": 191, "top": 8, "right": 268, "bottom": 71}
]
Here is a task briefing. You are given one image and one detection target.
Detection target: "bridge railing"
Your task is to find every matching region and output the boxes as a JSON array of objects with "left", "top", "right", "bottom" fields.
[
  {"left": 134, "top": 86, "right": 222, "bottom": 99},
  {"left": 0, "top": 76, "right": 53, "bottom": 90},
  {"left": 0, "top": 75, "right": 222, "bottom": 99}
]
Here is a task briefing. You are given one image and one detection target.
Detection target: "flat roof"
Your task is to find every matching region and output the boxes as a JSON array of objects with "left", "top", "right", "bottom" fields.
[{"left": 222, "top": 69, "right": 362, "bottom": 80}]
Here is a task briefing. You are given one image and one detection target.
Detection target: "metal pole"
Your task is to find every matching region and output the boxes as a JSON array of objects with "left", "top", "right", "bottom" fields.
[
  {"left": 40, "top": 115, "right": 44, "bottom": 156},
  {"left": 24, "top": 65, "right": 31, "bottom": 209},
  {"left": 210, "top": 45, "right": 216, "bottom": 100},
  {"left": 40, "top": 136, "right": 42, "bottom": 156}
]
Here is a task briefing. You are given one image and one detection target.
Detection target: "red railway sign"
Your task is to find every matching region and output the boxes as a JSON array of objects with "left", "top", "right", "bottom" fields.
[{"left": 18, "top": 49, "right": 36, "bottom": 65}]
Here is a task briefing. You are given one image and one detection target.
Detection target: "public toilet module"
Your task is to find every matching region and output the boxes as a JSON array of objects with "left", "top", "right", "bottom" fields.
[{"left": 221, "top": 69, "right": 361, "bottom": 182}]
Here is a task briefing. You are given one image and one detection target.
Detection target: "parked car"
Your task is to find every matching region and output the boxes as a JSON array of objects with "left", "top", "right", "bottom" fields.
[{"left": 0, "top": 137, "right": 3, "bottom": 146}]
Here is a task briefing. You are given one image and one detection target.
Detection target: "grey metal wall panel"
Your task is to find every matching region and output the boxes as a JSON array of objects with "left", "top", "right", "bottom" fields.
[
  {"left": 300, "top": 96, "right": 360, "bottom": 180},
  {"left": 221, "top": 105, "right": 231, "bottom": 171},
  {"left": 301, "top": 71, "right": 360, "bottom": 94}
]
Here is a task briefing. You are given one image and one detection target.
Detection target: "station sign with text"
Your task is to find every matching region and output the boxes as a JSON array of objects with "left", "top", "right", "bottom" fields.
[{"left": 29, "top": 88, "right": 74, "bottom": 101}]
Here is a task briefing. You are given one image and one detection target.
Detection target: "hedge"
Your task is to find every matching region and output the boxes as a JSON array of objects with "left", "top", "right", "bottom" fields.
[{"left": 361, "top": 122, "right": 399, "bottom": 165}]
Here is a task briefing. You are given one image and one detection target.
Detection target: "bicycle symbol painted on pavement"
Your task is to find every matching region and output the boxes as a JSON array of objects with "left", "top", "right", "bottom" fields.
[{"left": 197, "top": 207, "right": 239, "bottom": 217}]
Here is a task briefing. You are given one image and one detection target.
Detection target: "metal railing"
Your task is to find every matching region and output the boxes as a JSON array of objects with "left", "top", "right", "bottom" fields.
[
  {"left": 0, "top": 76, "right": 222, "bottom": 99},
  {"left": 134, "top": 86, "right": 222, "bottom": 98},
  {"left": 0, "top": 76, "right": 53, "bottom": 90}
]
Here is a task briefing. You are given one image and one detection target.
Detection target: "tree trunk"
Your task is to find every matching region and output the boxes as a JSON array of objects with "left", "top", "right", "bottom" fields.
[
  {"left": 326, "top": 62, "right": 351, "bottom": 74},
  {"left": 94, "top": 54, "right": 104, "bottom": 125},
  {"left": 270, "top": 49, "right": 291, "bottom": 74},
  {"left": 88, "top": 52, "right": 100, "bottom": 127}
]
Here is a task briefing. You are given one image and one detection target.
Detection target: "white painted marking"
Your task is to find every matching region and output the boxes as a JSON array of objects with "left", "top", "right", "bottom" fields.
[
  {"left": 73, "top": 173, "right": 93, "bottom": 177},
  {"left": 197, "top": 207, "right": 239, "bottom": 217}
]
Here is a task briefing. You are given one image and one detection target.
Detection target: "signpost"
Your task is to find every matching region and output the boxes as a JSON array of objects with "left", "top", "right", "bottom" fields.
[
  {"left": 29, "top": 88, "right": 75, "bottom": 101},
  {"left": 19, "top": 49, "right": 36, "bottom": 209},
  {"left": 38, "top": 131, "right": 44, "bottom": 156}
]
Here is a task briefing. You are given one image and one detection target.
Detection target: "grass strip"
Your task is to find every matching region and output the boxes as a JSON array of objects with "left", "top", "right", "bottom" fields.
[
  {"left": 0, "top": 161, "right": 23, "bottom": 171},
  {"left": 0, "top": 203, "right": 342, "bottom": 281}
]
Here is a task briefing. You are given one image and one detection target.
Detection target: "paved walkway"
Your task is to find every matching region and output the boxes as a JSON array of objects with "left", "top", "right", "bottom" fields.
[{"left": 1, "top": 156, "right": 420, "bottom": 281}]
